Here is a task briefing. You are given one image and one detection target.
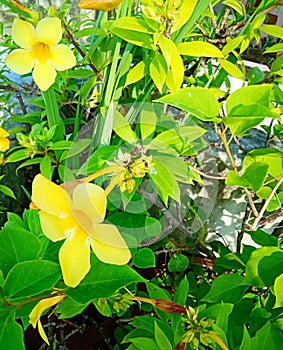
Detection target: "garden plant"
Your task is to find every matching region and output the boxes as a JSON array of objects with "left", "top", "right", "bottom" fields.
[{"left": 0, "top": 0, "right": 283, "bottom": 349}]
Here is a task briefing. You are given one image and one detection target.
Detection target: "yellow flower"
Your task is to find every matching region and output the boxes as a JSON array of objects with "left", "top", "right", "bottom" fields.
[
  {"left": 5, "top": 17, "right": 76, "bottom": 91},
  {"left": 29, "top": 294, "right": 65, "bottom": 345},
  {"left": 78, "top": 0, "right": 122, "bottom": 11},
  {"left": 0, "top": 128, "right": 10, "bottom": 152},
  {"left": 32, "top": 174, "right": 131, "bottom": 287}
]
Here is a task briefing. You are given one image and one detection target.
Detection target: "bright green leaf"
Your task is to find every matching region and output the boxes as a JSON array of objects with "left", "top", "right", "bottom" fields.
[
  {"left": 150, "top": 54, "right": 167, "bottom": 93},
  {"left": 0, "top": 310, "right": 25, "bottom": 350},
  {"left": 260, "top": 25, "right": 283, "bottom": 39},
  {"left": 113, "top": 111, "right": 138, "bottom": 144},
  {"left": 219, "top": 58, "right": 244, "bottom": 79},
  {"left": 178, "top": 41, "right": 224, "bottom": 58},
  {"left": 133, "top": 248, "right": 156, "bottom": 268},
  {"left": 274, "top": 274, "right": 283, "bottom": 308},
  {"left": 125, "top": 61, "right": 147, "bottom": 87},
  {"left": 154, "top": 321, "right": 172, "bottom": 350},
  {"left": 223, "top": 0, "right": 246, "bottom": 16}
]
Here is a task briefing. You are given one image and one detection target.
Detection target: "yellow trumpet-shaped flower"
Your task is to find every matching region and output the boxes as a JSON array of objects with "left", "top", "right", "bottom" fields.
[
  {"left": 78, "top": 0, "right": 122, "bottom": 11},
  {"left": 29, "top": 294, "right": 65, "bottom": 345},
  {"left": 32, "top": 174, "right": 131, "bottom": 287},
  {"left": 5, "top": 17, "right": 76, "bottom": 91},
  {"left": 0, "top": 128, "right": 10, "bottom": 152}
]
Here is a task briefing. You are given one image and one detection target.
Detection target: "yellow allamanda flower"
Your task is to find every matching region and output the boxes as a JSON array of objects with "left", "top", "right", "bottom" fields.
[
  {"left": 32, "top": 174, "right": 131, "bottom": 287},
  {"left": 29, "top": 294, "right": 65, "bottom": 345},
  {"left": 5, "top": 17, "right": 76, "bottom": 91},
  {"left": 0, "top": 128, "right": 10, "bottom": 152},
  {"left": 78, "top": 0, "right": 122, "bottom": 11}
]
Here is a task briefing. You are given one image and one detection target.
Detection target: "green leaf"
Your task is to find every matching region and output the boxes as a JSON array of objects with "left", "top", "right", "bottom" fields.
[
  {"left": 154, "top": 321, "right": 172, "bottom": 350},
  {"left": 244, "top": 247, "right": 283, "bottom": 287},
  {"left": 219, "top": 58, "right": 244, "bottom": 79},
  {"left": 125, "top": 61, "right": 147, "bottom": 87},
  {"left": 139, "top": 104, "right": 156, "bottom": 140},
  {"left": 224, "top": 104, "right": 272, "bottom": 136},
  {"left": 246, "top": 229, "right": 278, "bottom": 247},
  {"left": 156, "top": 87, "right": 220, "bottom": 121},
  {"left": 260, "top": 25, "right": 283, "bottom": 39},
  {"left": 223, "top": 0, "right": 246, "bottom": 16},
  {"left": 148, "top": 160, "right": 180, "bottom": 205},
  {"left": 178, "top": 41, "right": 224, "bottom": 58},
  {"left": 199, "top": 303, "right": 233, "bottom": 334},
  {"left": 59, "top": 139, "right": 91, "bottom": 161},
  {"left": 6, "top": 149, "right": 29, "bottom": 163},
  {"left": 40, "top": 155, "right": 53, "bottom": 180},
  {"left": 225, "top": 162, "right": 268, "bottom": 191},
  {"left": 264, "top": 43, "right": 283, "bottom": 54},
  {"left": 3, "top": 260, "right": 61, "bottom": 300},
  {"left": 0, "top": 226, "right": 41, "bottom": 277},
  {"left": 49, "top": 140, "right": 72, "bottom": 150},
  {"left": 16, "top": 158, "right": 43, "bottom": 173},
  {"left": 172, "top": 0, "right": 198, "bottom": 32},
  {"left": 67, "top": 256, "right": 146, "bottom": 304},
  {"left": 158, "top": 35, "right": 184, "bottom": 93},
  {"left": 202, "top": 274, "right": 248, "bottom": 303},
  {"left": 226, "top": 85, "right": 272, "bottom": 114},
  {"left": 67, "top": 68, "right": 94, "bottom": 79},
  {"left": 0, "top": 185, "right": 16, "bottom": 200},
  {"left": 243, "top": 148, "right": 283, "bottom": 178},
  {"left": 150, "top": 54, "right": 167, "bottom": 93},
  {"left": 0, "top": 310, "right": 25, "bottom": 350},
  {"left": 56, "top": 297, "right": 87, "bottom": 319},
  {"left": 222, "top": 36, "right": 245, "bottom": 56},
  {"left": 274, "top": 274, "right": 283, "bottom": 308},
  {"left": 250, "top": 321, "right": 283, "bottom": 350},
  {"left": 239, "top": 326, "right": 251, "bottom": 350},
  {"left": 149, "top": 126, "right": 206, "bottom": 154},
  {"left": 168, "top": 254, "right": 189, "bottom": 272},
  {"left": 110, "top": 18, "right": 156, "bottom": 50},
  {"left": 113, "top": 110, "right": 138, "bottom": 144},
  {"left": 248, "top": 67, "right": 265, "bottom": 85},
  {"left": 133, "top": 248, "right": 156, "bottom": 268}
]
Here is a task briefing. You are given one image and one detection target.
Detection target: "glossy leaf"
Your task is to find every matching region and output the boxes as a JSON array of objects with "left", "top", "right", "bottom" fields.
[
  {"left": 244, "top": 247, "right": 283, "bottom": 287},
  {"left": 274, "top": 274, "right": 283, "bottom": 308},
  {"left": 67, "top": 256, "right": 146, "bottom": 304},
  {"left": 133, "top": 248, "right": 156, "bottom": 268},
  {"left": 172, "top": 0, "right": 198, "bottom": 32},
  {"left": 219, "top": 59, "right": 244, "bottom": 79},
  {"left": 125, "top": 61, "right": 147, "bottom": 87},
  {"left": 4, "top": 260, "right": 61, "bottom": 300},
  {"left": 260, "top": 25, "right": 283, "bottom": 39},
  {"left": 139, "top": 104, "right": 156, "bottom": 140},
  {"left": 250, "top": 321, "right": 283, "bottom": 349},
  {"left": 178, "top": 41, "right": 224, "bottom": 58},
  {"left": 156, "top": 87, "right": 220, "bottom": 121},
  {"left": 0, "top": 309, "right": 24, "bottom": 350},
  {"left": 222, "top": 36, "right": 245, "bottom": 56},
  {"left": 202, "top": 274, "right": 248, "bottom": 303},
  {"left": 239, "top": 326, "right": 251, "bottom": 350},
  {"left": 223, "top": 0, "right": 246, "bottom": 16},
  {"left": 168, "top": 254, "right": 189, "bottom": 272},
  {"left": 113, "top": 110, "right": 138, "bottom": 144},
  {"left": 155, "top": 321, "right": 172, "bottom": 350},
  {"left": 0, "top": 226, "right": 41, "bottom": 277},
  {"left": 149, "top": 54, "right": 167, "bottom": 93}
]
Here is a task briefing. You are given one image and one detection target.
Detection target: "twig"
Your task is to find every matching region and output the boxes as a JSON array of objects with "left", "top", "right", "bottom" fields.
[
  {"left": 250, "top": 176, "right": 283, "bottom": 231},
  {"left": 63, "top": 22, "right": 104, "bottom": 82}
]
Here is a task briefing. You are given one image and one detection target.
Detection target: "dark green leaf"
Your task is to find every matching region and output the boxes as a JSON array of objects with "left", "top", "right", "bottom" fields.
[
  {"left": 133, "top": 248, "right": 156, "bottom": 268},
  {"left": 168, "top": 254, "right": 189, "bottom": 272},
  {"left": 4, "top": 260, "right": 61, "bottom": 300},
  {"left": 202, "top": 274, "right": 248, "bottom": 303},
  {"left": 0, "top": 310, "right": 24, "bottom": 350}
]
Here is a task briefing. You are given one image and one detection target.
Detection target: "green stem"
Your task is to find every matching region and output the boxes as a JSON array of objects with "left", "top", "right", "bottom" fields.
[
  {"left": 250, "top": 175, "right": 283, "bottom": 231},
  {"left": 216, "top": 125, "right": 259, "bottom": 218},
  {"left": 42, "top": 87, "right": 65, "bottom": 141}
]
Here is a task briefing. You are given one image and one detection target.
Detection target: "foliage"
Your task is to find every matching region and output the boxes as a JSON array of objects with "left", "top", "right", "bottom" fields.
[{"left": 0, "top": 0, "right": 282, "bottom": 349}]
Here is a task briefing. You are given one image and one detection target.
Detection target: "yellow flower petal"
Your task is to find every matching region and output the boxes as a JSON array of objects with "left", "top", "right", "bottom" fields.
[
  {"left": 32, "top": 174, "right": 71, "bottom": 216},
  {"left": 12, "top": 18, "right": 37, "bottom": 49},
  {"left": 36, "top": 17, "right": 62, "bottom": 47},
  {"left": 0, "top": 138, "right": 10, "bottom": 152},
  {"left": 5, "top": 49, "right": 34, "bottom": 74},
  {"left": 32, "top": 61, "right": 57, "bottom": 91},
  {"left": 72, "top": 183, "right": 106, "bottom": 224},
  {"left": 91, "top": 224, "right": 131, "bottom": 265},
  {"left": 78, "top": 0, "right": 122, "bottom": 11},
  {"left": 29, "top": 294, "right": 65, "bottom": 345},
  {"left": 59, "top": 229, "right": 91, "bottom": 287},
  {"left": 0, "top": 128, "right": 9, "bottom": 138},
  {"left": 51, "top": 44, "right": 76, "bottom": 71},
  {"left": 39, "top": 211, "right": 76, "bottom": 242}
]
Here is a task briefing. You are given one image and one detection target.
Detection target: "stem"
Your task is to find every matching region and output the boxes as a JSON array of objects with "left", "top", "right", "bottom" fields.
[
  {"left": 82, "top": 165, "right": 121, "bottom": 183},
  {"left": 216, "top": 126, "right": 259, "bottom": 217},
  {"left": 42, "top": 87, "right": 65, "bottom": 141},
  {"left": 250, "top": 176, "right": 283, "bottom": 231},
  {"left": 63, "top": 22, "right": 103, "bottom": 82}
]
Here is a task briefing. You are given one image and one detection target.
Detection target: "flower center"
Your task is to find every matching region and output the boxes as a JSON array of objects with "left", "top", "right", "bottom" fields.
[{"left": 31, "top": 42, "right": 51, "bottom": 63}]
